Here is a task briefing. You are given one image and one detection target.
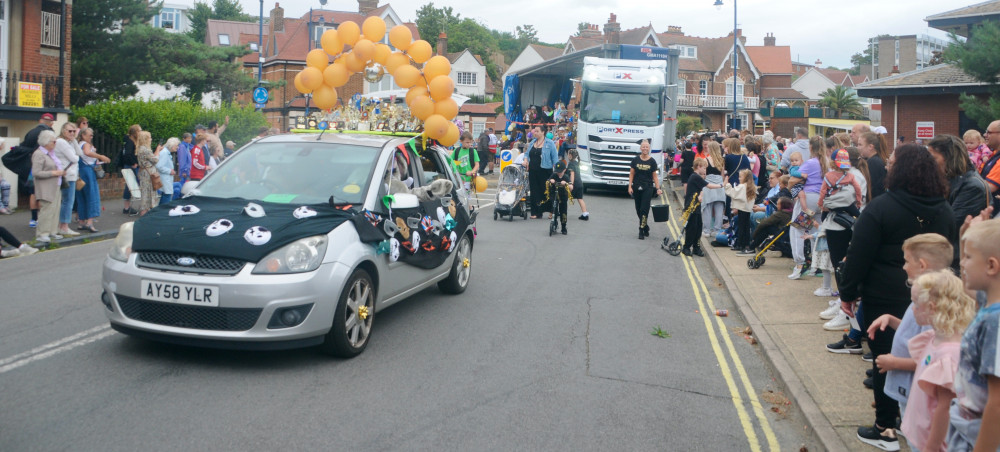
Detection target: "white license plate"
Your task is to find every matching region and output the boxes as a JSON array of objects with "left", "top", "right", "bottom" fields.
[
  {"left": 140, "top": 280, "right": 219, "bottom": 307},
  {"left": 607, "top": 180, "right": 629, "bottom": 185}
]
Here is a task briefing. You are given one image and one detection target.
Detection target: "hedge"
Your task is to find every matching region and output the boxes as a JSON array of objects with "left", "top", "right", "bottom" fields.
[{"left": 73, "top": 98, "right": 268, "bottom": 153}]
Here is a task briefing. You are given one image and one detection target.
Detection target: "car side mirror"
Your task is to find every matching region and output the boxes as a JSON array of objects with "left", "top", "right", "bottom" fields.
[{"left": 389, "top": 193, "right": 420, "bottom": 209}]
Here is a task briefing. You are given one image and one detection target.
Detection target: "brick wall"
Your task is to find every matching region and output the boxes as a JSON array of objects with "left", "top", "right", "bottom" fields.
[
  {"left": 881, "top": 94, "right": 960, "bottom": 144},
  {"left": 770, "top": 117, "right": 806, "bottom": 138},
  {"left": 21, "top": 0, "right": 72, "bottom": 108},
  {"left": 760, "top": 74, "right": 791, "bottom": 89}
]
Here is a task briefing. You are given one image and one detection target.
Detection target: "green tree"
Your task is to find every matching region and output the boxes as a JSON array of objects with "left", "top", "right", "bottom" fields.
[
  {"left": 516, "top": 24, "right": 538, "bottom": 48},
  {"left": 817, "top": 85, "right": 864, "bottom": 118},
  {"left": 944, "top": 20, "right": 1000, "bottom": 128},
  {"left": 415, "top": 3, "right": 460, "bottom": 46},
  {"left": 187, "top": 0, "right": 254, "bottom": 43},
  {"left": 576, "top": 22, "right": 590, "bottom": 37},
  {"left": 677, "top": 114, "right": 703, "bottom": 137},
  {"left": 447, "top": 18, "right": 500, "bottom": 80}
]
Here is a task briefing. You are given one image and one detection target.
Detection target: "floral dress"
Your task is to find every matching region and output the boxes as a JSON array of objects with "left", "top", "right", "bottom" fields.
[{"left": 136, "top": 145, "right": 159, "bottom": 211}]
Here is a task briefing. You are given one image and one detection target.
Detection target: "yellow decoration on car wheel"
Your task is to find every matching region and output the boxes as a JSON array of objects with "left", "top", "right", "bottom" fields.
[
  {"left": 358, "top": 305, "right": 369, "bottom": 320},
  {"left": 462, "top": 258, "right": 470, "bottom": 268}
]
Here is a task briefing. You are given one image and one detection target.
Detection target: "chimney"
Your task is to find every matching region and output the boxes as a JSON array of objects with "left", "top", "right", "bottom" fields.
[
  {"left": 603, "top": 13, "right": 621, "bottom": 44},
  {"left": 358, "top": 0, "right": 379, "bottom": 15},
  {"left": 764, "top": 33, "right": 775, "bottom": 46},
  {"left": 437, "top": 32, "right": 447, "bottom": 56},
  {"left": 890, "top": 65, "right": 900, "bottom": 76},
  {"left": 269, "top": 3, "right": 284, "bottom": 34},
  {"left": 815, "top": 58, "right": 822, "bottom": 66},
  {"left": 580, "top": 24, "right": 601, "bottom": 39},
  {"left": 666, "top": 25, "right": 683, "bottom": 35}
]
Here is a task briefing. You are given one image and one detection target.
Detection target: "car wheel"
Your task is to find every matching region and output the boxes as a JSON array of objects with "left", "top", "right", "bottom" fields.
[
  {"left": 320, "top": 269, "right": 375, "bottom": 358},
  {"left": 438, "top": 233, "right": 472, "bottom": 294}
]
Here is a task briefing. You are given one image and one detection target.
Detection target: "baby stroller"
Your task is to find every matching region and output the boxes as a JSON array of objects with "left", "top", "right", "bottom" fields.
[
  {"left": 493, "top": 164, "right": 529, "bottom": 221},
  {"left": 663, "top": 199, "right": 700, "bottom": 256}
]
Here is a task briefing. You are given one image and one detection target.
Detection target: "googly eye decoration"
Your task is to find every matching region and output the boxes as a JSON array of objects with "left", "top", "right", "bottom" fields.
[
  {"left": 169, "top": 205, "right": 201, "bottom": 216},
  {"left": 206, "top": 219, "right": 234, "bottom": 237},
  {"left": 244, "top": 226, "right": 272, "bottom": 245}
]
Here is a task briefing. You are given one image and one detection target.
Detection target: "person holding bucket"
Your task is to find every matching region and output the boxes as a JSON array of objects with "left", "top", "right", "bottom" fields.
[{"left": 628, "top": 139, "right": 663, "bottom": 240}]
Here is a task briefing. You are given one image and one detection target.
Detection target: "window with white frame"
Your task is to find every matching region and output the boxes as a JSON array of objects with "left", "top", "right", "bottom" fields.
[
  {"left": 472, "top": 122, "right": 486, "bottom": 137},
  {"left": 218, "top": 34, "right": 230, "bottom": 46},
  {"left": 457, "top": 72, "right": 477, "bottom": 86},
  {"left": 368, "top": 74, "right": 395, "bottom": 92},
  {"left": 154, "top": 8, "right": 181, "bottom": 30},
  {"left": 676, "top": 78, "right": 686, "bottom": 96},
  {"left": 313, "top": 25, "right": 334, "bottom": 46},
  {"left": 40, "top": 11, "right": 60, "bottom": 47},
  {"left": 675, "top": 45, "right": 697, "bottom": 59},
  {"left": 699, "top": 80, "right": 708, "bottom": 96},
  {"left": 724, "top": 77, "right": 744, "bottom": 100}
]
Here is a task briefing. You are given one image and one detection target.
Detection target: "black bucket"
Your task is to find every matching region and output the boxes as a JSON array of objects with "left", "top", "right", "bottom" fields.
[{"left": 651, "top": 204, "right": 670, "bottom": 222}]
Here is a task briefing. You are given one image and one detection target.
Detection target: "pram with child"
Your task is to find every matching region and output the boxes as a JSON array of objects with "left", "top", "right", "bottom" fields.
[{"left": 493, "top": 164, "right": 529, "bottom": 221}]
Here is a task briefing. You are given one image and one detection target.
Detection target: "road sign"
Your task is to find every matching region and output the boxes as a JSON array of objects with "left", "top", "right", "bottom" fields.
[
  {"left": 252, "top": 87, "right": 268, "bottom": 104},
  {"left": 499, "top": 149, "right": 515, "bottom": 172},
  {"left": 318, "top": 121, "right": 329, "bottom": 131},
  {"left": 254, "top": 102, "right": 266, "bottom": 109}
]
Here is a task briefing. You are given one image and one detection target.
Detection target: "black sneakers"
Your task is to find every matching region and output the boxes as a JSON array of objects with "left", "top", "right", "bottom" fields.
[
  {"left": 856, "top": 424, "right": 900, "bottom": 451},
  {"left": 864, "top": 377, "right": 873, "bottom": 389},
  {"left": 827, "top": 334, "right": 863, "bottom": 354},
  {"left": 578, "top": 214, "right": 589, "bottom": 221},
  {"left": 863, "top": 352, "right": 874, "bottom": 362},
  {"left": 682, "top": 248, "right": 692, "bottom": 256},
  {"left": 692, "top": 247, "right": 705, "bottom": 257}
]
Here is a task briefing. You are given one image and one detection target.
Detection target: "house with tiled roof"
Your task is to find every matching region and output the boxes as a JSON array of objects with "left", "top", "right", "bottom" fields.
[
  {"left": 206, "top": 1, "right": 419, "bottom": 130},
  {"left": 503, "top": 44, "right": 564, "bottom": 92},
  {"left": 791, "top": 66, "right": 871, "bottom": 101},
  {"left": 434, "top": 34, "right": 492, "bottom": 98}
]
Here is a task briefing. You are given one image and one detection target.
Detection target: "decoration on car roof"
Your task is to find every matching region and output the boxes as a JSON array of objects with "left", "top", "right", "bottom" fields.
[{"left": 293, "top": 17, "right": 461, "bottom": 146}]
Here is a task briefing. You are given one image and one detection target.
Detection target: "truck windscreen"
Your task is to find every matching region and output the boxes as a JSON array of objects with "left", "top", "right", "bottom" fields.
[{"left": 580, "top": 83, "right": 663, "bottom": 127}]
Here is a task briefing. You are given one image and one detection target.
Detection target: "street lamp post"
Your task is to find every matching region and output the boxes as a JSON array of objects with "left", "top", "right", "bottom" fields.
[
  {"left": 715, "top": 0, "right": 738, "bottom": 132},
  {"left": 257, "top": 0, "right": 263, "bottom": 86}
]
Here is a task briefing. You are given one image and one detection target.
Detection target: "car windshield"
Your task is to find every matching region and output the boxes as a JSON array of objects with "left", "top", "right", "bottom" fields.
[
  {"left": 194, "top": 141, "right": 380, "bottom": 204},
  {"left": 579, "top": 82, "right": 663, "bottom": 126}
]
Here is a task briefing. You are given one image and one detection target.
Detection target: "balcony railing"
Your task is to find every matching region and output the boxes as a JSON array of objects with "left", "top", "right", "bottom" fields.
[
  {"left": 0, "top": 71, "right": 65, "bottom": 109},
  {"left": 678, "top": 94, "right": 759, "bottom": 110}
]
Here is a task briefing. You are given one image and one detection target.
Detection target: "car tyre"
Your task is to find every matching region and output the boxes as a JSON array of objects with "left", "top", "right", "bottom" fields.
[
  {"left": 320, "top": 269, "right": 375, "bottom": 358},
  {"left": 438, "top": 233, "right": 472, "bottom": 294}
]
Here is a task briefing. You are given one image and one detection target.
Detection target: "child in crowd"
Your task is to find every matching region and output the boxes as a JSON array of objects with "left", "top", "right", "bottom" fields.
[
  {"left": 900, "top": 270, "right": 975, "bottom": 452},
  {"left": 803, "top": 222, "right": 836, "bottom": 300},
  {"left": 565, "top": 148, "right": 589, "bottom": 221},
  {"left": 775, "top": 175, "right": 793, "bottom": 203},
  {"left": 547, "top": 158, "right": 571, "bottom": 235},
  {"left": 787, "top": 151, "right": 808, "bottom": 212},
  {"left": 948, "top": 218, "right": 1000, "bottom": 451},
  {"left": 683, "top": 158, "right": 723, "bottom": 256},
  {"left": 865, "top": 233, "right": 953, "bottom": 435},
  {"left": 453, "top": 132, "right": 480, "bottom": 191},
  {"left": 725, "top": 169, "right": 757, "bottom": 254},
  {"left": 748, "top": 196, "right": 793, "bottom": 252},
  {"left": 818, "top": 149, "right": 863, "bottom": 217},
  {"left": 963, "top": 129, "right": 992, "bottom": 170},
  {"left": 751, "top": 170, "right": 782, "bottom": 228}
]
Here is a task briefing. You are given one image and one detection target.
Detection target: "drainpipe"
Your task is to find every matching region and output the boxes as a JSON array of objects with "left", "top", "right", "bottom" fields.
[
  {"left": 893, "top": 95, "right": 898, "bottom": 146},
  {"left": 59, "top": 0, "right": 66, "bottom": 108}
]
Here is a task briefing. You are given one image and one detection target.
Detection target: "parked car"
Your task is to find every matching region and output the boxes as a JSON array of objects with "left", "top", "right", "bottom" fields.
[{"left": 101, "top": 132, "right": 476, "bottom": 357}]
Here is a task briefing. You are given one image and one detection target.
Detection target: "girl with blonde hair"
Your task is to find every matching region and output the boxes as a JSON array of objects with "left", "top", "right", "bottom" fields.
[
  {"left": 135, "top": 131, "right": 159, "bottom": 215},
  {"left": 701, "top": 141, "right": 727, "bottom": 237}
]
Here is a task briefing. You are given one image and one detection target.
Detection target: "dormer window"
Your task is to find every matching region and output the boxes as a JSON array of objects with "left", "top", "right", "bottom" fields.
[{"left": 219, "top": 34, "right": 230, "bottom": 46}]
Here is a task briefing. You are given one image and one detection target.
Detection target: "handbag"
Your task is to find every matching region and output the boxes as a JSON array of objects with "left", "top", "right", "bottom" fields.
[
  {"left": 148, "top": 168, "right": 163, "bottom": 191},
  {"left": 94, "top": 163, "right": 105, "bottom": 179},
  {"left": 75, "top": 178, "right": 86, "bottom": 190},
  {"left": 832, "top": 210, "right": 856, "bottom": 229}
]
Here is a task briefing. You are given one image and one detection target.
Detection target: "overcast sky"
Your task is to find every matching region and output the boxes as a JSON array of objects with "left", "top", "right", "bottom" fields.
[{"left": 173, "top": 0, "right": 959, "bottom": 68}]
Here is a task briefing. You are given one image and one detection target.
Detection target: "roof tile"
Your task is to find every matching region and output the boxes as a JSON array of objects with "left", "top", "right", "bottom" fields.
[{"left": 745, "top": 46, "right": 792, "bottom": 74}]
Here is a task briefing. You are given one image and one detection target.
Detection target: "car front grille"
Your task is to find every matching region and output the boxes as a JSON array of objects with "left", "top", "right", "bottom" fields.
[
  {"left": 116, "top": 295, "right": 262, "bottom": 331},
  {"left": 137, "top": 252, "right": 246, "bottom": 275}
]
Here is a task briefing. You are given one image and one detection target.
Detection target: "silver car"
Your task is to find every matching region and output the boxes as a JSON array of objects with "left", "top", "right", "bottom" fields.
[{"left": 101, "top": 133, "right": 476, "bottom": 357}]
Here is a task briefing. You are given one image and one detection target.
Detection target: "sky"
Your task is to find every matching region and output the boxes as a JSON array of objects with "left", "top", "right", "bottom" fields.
[{"left": 171, "top": 0, "right": 960, "bottom": 68}]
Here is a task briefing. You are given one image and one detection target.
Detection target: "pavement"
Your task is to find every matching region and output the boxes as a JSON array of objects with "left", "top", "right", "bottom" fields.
[
  {"left": 0, "top": 199, "right": 133, "bottom": 253},
  {"left": 666, "top": 179, "right": 912, "bottom": 452}
]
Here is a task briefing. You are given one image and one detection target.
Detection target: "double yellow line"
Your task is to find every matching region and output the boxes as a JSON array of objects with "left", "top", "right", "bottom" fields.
[{"left": 663, "top": 198, "right": 780, "bottom": 452}]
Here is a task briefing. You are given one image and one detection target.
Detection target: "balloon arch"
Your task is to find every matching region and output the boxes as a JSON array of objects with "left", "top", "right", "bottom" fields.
[{"left": 293, "top": 17, "right": 461, "bottom": 146}]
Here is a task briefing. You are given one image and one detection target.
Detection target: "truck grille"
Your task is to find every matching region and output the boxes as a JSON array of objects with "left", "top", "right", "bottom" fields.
[
  {"left": 116, "top": 295, "right": 262, "bottom": 331},
  {"left": 137, "top": 252, "right": 246, "bottom": 275},
  {"left": 589, "top": 148, "right": 637, "bottom": 181}
]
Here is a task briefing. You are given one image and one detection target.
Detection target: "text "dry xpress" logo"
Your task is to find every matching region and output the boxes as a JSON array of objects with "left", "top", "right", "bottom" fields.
[
  {"left": 597, "top": 126, "right": 644, "bottom": 134},
  {"left": 614, "top": 72, "right": 632, "bottom": 80}
]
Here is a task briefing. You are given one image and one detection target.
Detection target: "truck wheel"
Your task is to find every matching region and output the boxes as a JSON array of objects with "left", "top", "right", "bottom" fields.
[
  {"left": 438, "top": 234, "right": 472, "bottom": 294},
  {"left": 320, "top": 269, "right": 375, "bottom": 358}
]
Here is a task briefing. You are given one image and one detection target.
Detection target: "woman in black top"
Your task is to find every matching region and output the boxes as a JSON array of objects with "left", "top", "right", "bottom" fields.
[
  {"left": 628, "top": 139, "right": 662, "bottom": 239},
  {"left": 120, "top": 124, "right": 141, "bottom": 215},
  {"left": 527, "top": 126, "right": 551, "bottom": 218},
  {"left": 679, "top": 141, "right": 696, "bottom": 189},
  {"left": 858, "top": 132, "right": 889, "bottom": 198}
]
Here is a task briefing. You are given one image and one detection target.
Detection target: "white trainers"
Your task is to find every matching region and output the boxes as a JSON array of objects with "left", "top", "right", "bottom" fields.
[
  {"left": 36, "top": 235, "right": 51, "bottom": 243},
  {"left": 814, "top": 287, "right": 835, "bottom": 297},
  {"left": 824, "top": 311, "right": 851, "bottom": 331},
  {"left": 788, "top": 265, "right": 803, "bottom": 280},
  {"left": 59, "top": 228, "right": 81, "bottom": 236},
  {"left": 820, "top": 300, "right": 842, "bottom": 320},
  {"left": 1, "top": 248, "right": 19, "bottom": 258},
  {"left": 18, "top": 244, "right": 39, "bottom": 256}
]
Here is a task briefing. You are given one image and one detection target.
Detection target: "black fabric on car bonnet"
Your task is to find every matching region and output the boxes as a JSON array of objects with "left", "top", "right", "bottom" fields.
[{"left": 131, "top": 196, "right": 354, "bottom": 262}]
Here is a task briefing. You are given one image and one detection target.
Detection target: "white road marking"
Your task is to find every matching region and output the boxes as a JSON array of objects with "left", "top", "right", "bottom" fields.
[{"left": 0, "top": 325, "right": 114, "bottom": 374}]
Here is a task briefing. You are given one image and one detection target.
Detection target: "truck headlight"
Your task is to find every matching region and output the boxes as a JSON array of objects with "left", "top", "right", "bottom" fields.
[
  {"left": 579, "top": 162, "right": 591, "bottom": 173},
  {"left": 109, "top": 222, "right": 134, "bottom": 262},
  {"left": 253, "top": 235, "right": 328, "bottom": 274}
]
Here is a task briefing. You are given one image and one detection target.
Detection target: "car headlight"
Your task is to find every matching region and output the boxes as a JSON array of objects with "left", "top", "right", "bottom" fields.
[
  {"left": 252, "top": 235, "right": 328, "bottom": 274},
  {"left": 109, "top": 222, "right": 134, "bottom": 262}
]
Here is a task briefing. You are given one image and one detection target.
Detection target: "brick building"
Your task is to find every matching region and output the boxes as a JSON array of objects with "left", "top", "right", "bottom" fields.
[
  {"left": 207, "top": 1, "right": 419, "bottom": 131},
  {"left": 0, "top": 0, "right": 72, "bottom": 140}
]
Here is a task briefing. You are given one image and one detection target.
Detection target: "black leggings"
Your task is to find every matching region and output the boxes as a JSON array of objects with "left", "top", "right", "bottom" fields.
[
  {"left": 684, "top": 212, "right": 703, "bottom": 250},
  {"left": 0, "top": 226, "right": 22, "bottom": 248},
  {"left": 735, "top": 211, "right": 751, "bottom": 249},
  {"left": 862, "top": 300, "right": 907, "bottom": 428},
  {"left": 547, "top": 182, "right": 569, "bottom": 224},
  {"left": 826, "top": 228, "right": 853, "bottom": 287},
  {"left": 633, "top": 183, "right": 654, "bottom": 230},
  {"left": 529, "top": 168, "right": 551, "bottom": 217}
]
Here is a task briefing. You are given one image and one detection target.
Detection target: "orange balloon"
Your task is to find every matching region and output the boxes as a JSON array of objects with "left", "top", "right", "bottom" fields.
[
  {"left": 312, "top": 85, "right": 338, "bottom": 111},
  {"left": 393, "top": 64, "right": 421, "bottom": 89},
  {"left": 321, "top": 29, "right": 343, "bottom": 56},
  {"left": 434, "top": 97, "right": 459, "bottom": 120},
  {"left": 428, "top": 75, "right": 455, "bottom": 102},
  {"left": 373, "top": 44, "right": 391, "bottom": 65},
  {"left": 440, "top": 122, "right": 461, "bottom": 147},
  {"left": 388, "top": 25, "right": 413, "bottom": 51},
  {"left": 422, "top": 55, "right": 451, "bottom": 81},
  {"left": 337, "top": 21, "right": 361, "bottom": 46},
  {"left": 306, "top": 48, "right": 329, "bottom": 70},
  {"left": 300, "top": 67, "right": 324, "bottom": 91},
  {"left": 362, "top": 16, "right": 387, "bottom": 42},
  {"left": 385, "top": 51, "right": 411, "bottom": 74},
  {"left": 323, "top": 62, "right": 350, "bottom": 88},
  {"left": 408, "top": 95, "right": 435, "bottom": 121},
  {"left": 353, "top": 39, "right": 375, "bottom": 62},
  {"left": 406, "top": 85, "right": 429, "bottom": 105},
  {"left": 344, "top": 52, "right": 367, "bottom": 72},
  {"left": 424, "top": 114, "right": 450, "bottom": 140},
  {"left": 407, "top": 40, "right": 432, "bottom": 64},
  {"left": 294, "top": 72, "right": 311, "bottom": 94}
]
